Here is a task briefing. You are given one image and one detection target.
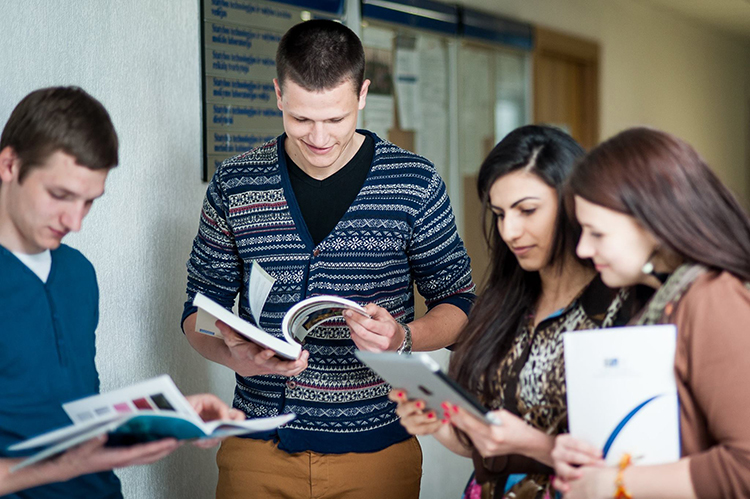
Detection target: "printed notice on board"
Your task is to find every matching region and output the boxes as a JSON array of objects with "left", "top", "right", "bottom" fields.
[{"left": 200, "top": 0, "right": 339, "bottom": 180}]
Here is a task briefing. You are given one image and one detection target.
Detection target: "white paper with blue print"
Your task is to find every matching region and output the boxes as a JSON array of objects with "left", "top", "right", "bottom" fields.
[{"left": 563, "top": 325, "right": 680, "bottom": 466}]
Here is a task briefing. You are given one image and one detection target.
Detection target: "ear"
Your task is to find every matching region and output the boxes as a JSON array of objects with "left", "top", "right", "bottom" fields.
[
  {"left": 0, "top": 146, "right": 19, "bottom": 184},
  {"left": 358, "top": 79, "right": 370, "bottom": 111},
  {"left": 273, "top": 78, "right": 283, "bottom": 112}
]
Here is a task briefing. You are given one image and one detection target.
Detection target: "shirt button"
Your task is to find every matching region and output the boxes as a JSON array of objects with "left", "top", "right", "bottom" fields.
[
  {"left": 286, "top": 380, "right": 297, "bottom": 390},
  {"left": 312, "top": 249, "right": 320, "bottom": 257}
]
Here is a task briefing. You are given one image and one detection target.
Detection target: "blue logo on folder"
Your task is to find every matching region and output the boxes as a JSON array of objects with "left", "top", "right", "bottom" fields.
[{"left": 602, "top": 394, "right": 662, "bottom": 459}]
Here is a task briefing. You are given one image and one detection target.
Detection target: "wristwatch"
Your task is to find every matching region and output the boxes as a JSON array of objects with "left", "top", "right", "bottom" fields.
[{"left": 396, "top": 323, "right": 412, "bottom": 355}]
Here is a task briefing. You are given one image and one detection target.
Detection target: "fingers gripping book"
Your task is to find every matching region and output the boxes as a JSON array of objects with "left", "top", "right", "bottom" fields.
[{"left": 193, "top": 260, "right": 370, "bottom": 360}]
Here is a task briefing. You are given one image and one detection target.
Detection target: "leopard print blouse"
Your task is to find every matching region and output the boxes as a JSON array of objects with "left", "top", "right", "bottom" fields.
[{"left": 474, "top": 276, "right": 644, "bottom": 499}]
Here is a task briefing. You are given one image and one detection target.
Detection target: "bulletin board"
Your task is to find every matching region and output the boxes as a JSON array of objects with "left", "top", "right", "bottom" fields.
[
  {"left": 200, "top": 0, "right": 344, "bottom": 180},
  {"left": 360, "top": 0, "right": 534, "bottom": 293}
]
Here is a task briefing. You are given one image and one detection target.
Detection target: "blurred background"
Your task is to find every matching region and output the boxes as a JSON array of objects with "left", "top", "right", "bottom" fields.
[{"left": 1, "top": 0, "right": 747, "bottom": 497}]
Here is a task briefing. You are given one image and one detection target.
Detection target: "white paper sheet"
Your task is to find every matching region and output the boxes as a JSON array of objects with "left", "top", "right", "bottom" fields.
[
  {"left": 416, "top": 35, "right": 448, "bottom": 177},
  {"left": 363, "top": 94, "right": 394, "bottom": 141},
  {"left": 394, "top": 48, "right": 420, "bottom": 131},
  {"left": 363, "top": 26, "right": 394, "bottom": 51}
]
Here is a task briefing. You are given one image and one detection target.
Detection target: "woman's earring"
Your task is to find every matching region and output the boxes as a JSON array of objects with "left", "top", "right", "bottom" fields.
[
  {"left": 642, "top": 249, "right": 669, "bottom": 284},
  {"left": 641, "top": 260, "right": 654, "bottom": 275}
]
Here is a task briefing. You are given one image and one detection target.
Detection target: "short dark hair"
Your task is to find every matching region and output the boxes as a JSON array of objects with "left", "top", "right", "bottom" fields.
[
  {"left": 0, "top": 86, "right": 118, "bottom": 182},
  {"left": 569, "top": 127, "right": 750, "bottom": 281},
  {"left": 276, "top": 20, "right": 365, "bottom": 93}
]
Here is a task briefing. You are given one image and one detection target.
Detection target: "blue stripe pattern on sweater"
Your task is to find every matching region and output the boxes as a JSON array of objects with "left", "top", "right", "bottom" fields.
[{"left": 183, "top": 131, "right": 475, "bottom": 453}]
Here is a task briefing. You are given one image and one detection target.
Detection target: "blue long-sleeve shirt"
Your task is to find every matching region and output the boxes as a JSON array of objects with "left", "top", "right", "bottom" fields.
[
  {"left": 183, "top": 131, "right": 475, "bottom": 454},
  {"left": 0, "top": 244, "right": 121, "bottom": 499}
]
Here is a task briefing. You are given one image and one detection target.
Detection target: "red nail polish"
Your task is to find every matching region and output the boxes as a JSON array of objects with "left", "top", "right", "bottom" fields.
[
  {"left": 426, "top": 412, "right": 435, "bottom": 420},
  {"left": 452, "top": 405, "right": 459, "bottom": 414}
]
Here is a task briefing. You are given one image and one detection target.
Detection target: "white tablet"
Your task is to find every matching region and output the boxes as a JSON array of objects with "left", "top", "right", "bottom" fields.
[{"left": 356, "top": 351, "right": 502, "bottom": 425}]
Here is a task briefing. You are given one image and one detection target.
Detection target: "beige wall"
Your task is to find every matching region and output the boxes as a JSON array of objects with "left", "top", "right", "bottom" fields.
[{"left": 458, "top": 0, "right": 750, "bottom": 203}]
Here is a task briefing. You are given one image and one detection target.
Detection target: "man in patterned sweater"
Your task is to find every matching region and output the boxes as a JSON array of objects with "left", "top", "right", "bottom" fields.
[{"left": 182, "top": 20, "right": 475, "bottom": 498}]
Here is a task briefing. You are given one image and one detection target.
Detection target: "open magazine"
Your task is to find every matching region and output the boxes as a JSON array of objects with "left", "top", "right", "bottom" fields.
[
  {"left": 8, "top": 375, "right": 295, "bottom": 472},
  {"left": 193, "top": 261, "right": 370, "bottom": 359}
]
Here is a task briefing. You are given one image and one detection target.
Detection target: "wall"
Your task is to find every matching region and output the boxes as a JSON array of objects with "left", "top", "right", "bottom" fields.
[
  {"left": 1, "top": 1, "right": 748, "bottom": 498},
  {"left": 0, "top": 1, "right": 235, "bottom": 497},
  {"left": 458, "top": 0, "right": 750, "bottom": 203}
]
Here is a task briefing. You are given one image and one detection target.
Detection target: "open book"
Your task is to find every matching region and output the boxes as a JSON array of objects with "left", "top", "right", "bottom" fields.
[
  {"left": 193, "top": 261, "right": 370, "bottom": 360},
  {"left": 8, "top": 375, "right": 295, "bottom": 472}
]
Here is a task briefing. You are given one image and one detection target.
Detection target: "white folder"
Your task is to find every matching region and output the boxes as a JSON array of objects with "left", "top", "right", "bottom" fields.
[{"left": 563, "top": 325, "right": 680, "bottom": 466}]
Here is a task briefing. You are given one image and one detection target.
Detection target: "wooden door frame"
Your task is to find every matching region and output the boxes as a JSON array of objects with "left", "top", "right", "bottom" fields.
[{"left": 533, "top": 26, "right": 600, "bottom": 149}]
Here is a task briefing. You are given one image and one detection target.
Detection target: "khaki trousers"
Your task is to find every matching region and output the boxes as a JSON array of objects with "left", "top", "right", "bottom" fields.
[{"left": 215, "top": 436, "right": 422, "bottom": 499}]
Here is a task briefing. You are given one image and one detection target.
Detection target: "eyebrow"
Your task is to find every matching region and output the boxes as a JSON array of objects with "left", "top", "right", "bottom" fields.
[
  {"left": 290, "top": 112, "right": 349, "bottom": 122},
  {"left": 50, "top": 187, "right": 104, "bottom": 201},
  {"left": 490, "top": 196, "right": 541, "bottom": 211}
]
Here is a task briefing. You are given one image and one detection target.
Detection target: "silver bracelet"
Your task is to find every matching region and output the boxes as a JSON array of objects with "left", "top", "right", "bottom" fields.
[{"left": 396, "top": 323, "right": 412, "bottom": 354}]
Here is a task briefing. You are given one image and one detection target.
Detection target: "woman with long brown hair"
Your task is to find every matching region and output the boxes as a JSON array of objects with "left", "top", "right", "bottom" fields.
[
  {"left": 552, "top": 127, "right": 750, "bottom": 498},
  {"left": 390, "top": 125, "right": 642, "bottom": 499}
]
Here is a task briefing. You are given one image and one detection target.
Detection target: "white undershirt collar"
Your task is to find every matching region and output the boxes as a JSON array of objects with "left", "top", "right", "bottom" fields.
[{"left": 12, "top": 249, "right": 52, "bottom": 283}]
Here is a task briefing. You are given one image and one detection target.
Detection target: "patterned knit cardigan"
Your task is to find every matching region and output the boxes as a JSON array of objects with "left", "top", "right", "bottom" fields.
[{"left": 183, "top": 131, "right": 475, "bottom": 453}]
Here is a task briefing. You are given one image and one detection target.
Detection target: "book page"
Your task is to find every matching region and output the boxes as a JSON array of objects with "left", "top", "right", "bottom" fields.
[
  {"left": 63, "top": 375, "right": 198, "bottom": 426},
  {"left": 249, "top": 260, "right": 276, "bottom": 324},
  {"left": 282, "top": 296, "right": 369, "bottom": 343},
  {"left": 194, "top": 293, "right": 302, "bottom": 359},
  {"left": 202, "top": 413, "right": 296, "bottom": 437}
]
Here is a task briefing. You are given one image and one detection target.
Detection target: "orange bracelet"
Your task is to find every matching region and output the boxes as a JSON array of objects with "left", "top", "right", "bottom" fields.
[{"left": 613, "top": 453, "right": 633, "bottom": 499}]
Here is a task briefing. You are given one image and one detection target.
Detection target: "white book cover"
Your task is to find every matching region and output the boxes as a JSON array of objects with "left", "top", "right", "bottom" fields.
[
  {"left": 194, "top": 262, "right": 370, "bottom": 360},
  {"left": 563, "top": 325, "right": 680, "bottom": 466}
]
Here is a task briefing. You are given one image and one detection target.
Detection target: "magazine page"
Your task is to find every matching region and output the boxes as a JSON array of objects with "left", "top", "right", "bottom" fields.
[
  {"left": 282, "top": 296, "right": 370, "bottom": 343},
  {"left": 9, "top": 417, "right": 119, "bottom": 451},
  {"left": 9, "top": 418, "right": 128, "bottom": 472},
  {"left": 105, "top": 412, "right": 297, "bottom": 443},
  {"left": 63, "top": 375, "right": 197, "bottom": 426},
  {"left": 201, "top": 413, "right": 296, "bottom": 437},
  {"left": 563, "top": 325, "right": 680, "bottom": 466}
]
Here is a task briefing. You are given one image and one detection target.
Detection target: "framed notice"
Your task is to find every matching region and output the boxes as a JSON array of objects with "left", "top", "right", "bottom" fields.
[{"left": 200, "top": 0, "right": 344, "bottom": 180}]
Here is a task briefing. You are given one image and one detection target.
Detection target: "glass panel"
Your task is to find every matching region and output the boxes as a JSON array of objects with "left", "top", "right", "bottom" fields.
[
  {"left": 457, "top": 43, "right": 530, "bottom": 288},
  {"left": 495, "top": 50, "right": 529, "bottom": 143}
]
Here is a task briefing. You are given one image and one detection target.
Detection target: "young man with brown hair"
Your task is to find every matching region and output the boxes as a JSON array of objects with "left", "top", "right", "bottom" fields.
[
  {"left": 182, "top": 20, "right": 475, "bottom": 498},
  {"left": 0, "top": 87, "right": 238, "bottom": 498}
]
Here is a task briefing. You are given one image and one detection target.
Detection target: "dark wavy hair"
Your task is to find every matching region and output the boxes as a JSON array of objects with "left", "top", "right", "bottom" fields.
[
  {"left": 449, "top": 125, "right": 586, "bottom": 402},
  {"left": 569, "top": 127, "right": 750, "bottom": 282}
]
